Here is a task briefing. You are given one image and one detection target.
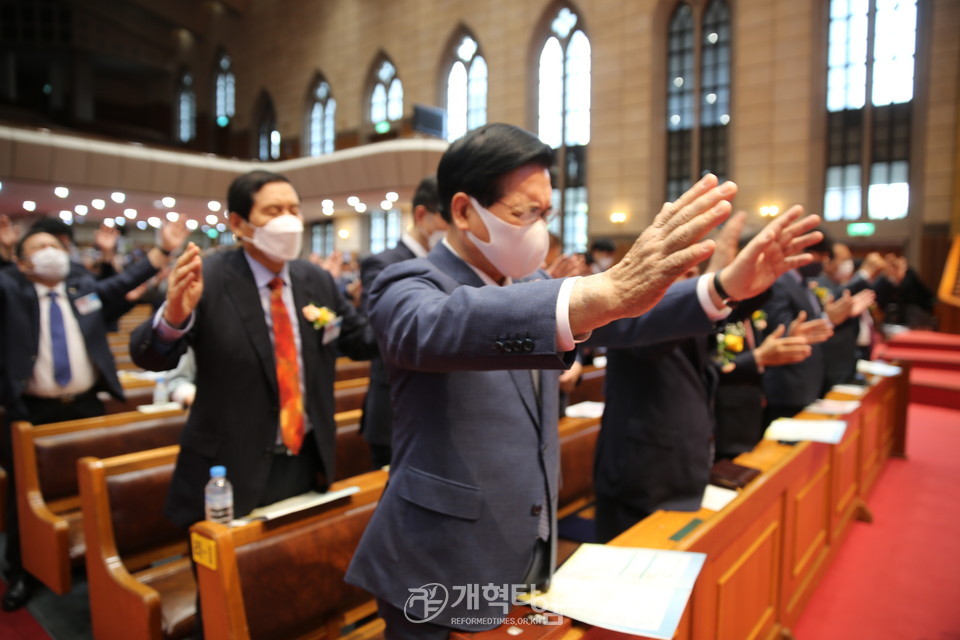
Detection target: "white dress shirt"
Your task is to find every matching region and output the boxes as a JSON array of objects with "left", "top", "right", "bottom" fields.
[{"left": 26, "top": 281, "right": 98, "bottom": 398}]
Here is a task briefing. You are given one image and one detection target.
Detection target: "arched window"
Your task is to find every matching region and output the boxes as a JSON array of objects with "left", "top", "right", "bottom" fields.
[
  {"left": 370, "top": 56, "right": 403, "bottom": 129},
  {"left": 176, "top": 70, "right": 196, "bottom": 143},
  {"left": 445, "top": 31, "right": 488, "bottom": 141},
  {"left": 256, "top": 92, "right": 279, "bottom": 161},
  {"left": 306, "top": 76, "right": 336, "bottom": 156},
  {"left": 215, "top": 53, "right": 236, "bottom": 128},
  {"left": 537, "top": 4, "right": 591, "bottom": 254},
  {"left": 824, "top": 0, "right": 917, "bottom": 223},
  {"left": 369, "top": 207, "right": 402, "bottom": 254},
  {"left": 665, "top": 0, "right": 731, "bottom": 202}
]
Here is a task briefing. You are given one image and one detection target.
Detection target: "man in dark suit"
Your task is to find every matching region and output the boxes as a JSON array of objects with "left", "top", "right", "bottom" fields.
[
  {"left": 345, "top": 123, "right": 823, "bottom": 639},
  {"left": 761, "top": 235, "right": 872, "bottom": 423},
  {"left": 358, "top": 175, "right": 447, "bottom": 468},
  {"left": 0, "top": 224, "right": 183, "bottom": 610},
  {"left": 129, "top": 170, "right": 377, "bottom": 530}
]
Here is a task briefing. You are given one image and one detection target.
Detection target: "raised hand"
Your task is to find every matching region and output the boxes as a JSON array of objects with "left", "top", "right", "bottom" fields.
[
  {"left": 850, "top": 288, "right": 876, "bottom": 316},
  {"left": 753, "top": 324, "right": 813, "bottom": 368},
  {"left": 788, "top": 310, "right": 834, "bottom": 344},
  {"left": 705, "top": 210, "right": 748, "bottom": 274},
  {"left": 160, "top": 219, "right": 190, "bottom": 254},
  {"left": 163, "top": 242, "right": 203, "bottom": 328},
  {"left": 570, "top": 174, "right": 737, "bottom": 333},
  {"left": 547, "top": 253, "right": 588, "bottom": 279},
  {"left": 94, "top": 223, "right": 120, "bottom": 255},
  {"left": 716, "top": 205, "right": 822, "bottom": 302},
  {"left": 825, "top": 289, "right": 855, "bottom": 326}
]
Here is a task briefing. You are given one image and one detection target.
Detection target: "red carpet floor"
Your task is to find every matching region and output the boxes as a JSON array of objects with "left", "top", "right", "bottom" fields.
[
  {"left": 0, "top": 578, "right": 49, "bottom": 639},
  {"left": 793, "top": 403, "right": 960, "bottom": 640}
]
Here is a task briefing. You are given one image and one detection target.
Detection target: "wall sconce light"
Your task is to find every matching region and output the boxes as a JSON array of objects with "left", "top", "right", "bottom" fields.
[
  {"left": 759, "top": 205, "right": 780, "bottom": 217},
  {"left": 610, "top": 211, "right": 627, "bottom": 224},
  {"left": 337, "top": 228, "right": 350, "bottom": 239}
]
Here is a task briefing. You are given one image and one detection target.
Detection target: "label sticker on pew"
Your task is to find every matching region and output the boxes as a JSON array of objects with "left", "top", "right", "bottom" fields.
[
  {"left": 669, "top": 518, "right": 704, "bottom": 542},
  {"left": 191, "top": 533, "right": 217, "bottom": 570}
]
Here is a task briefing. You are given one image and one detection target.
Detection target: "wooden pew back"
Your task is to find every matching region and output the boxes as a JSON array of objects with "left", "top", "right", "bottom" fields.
[
  {"left": 79, "top": 445, "right": 196, "bottom": 640},
  {"left": 557, "top": 416, "right": 601, "bottom": 519},
  {"left": 567, "top": 365, "right": 606, "bottom": 406},
  {"left": 192, "top": 470, "right": 388, "bottom": 640},
  {"left": 13, "top": 408, "right": 187, "bottom": 594}
]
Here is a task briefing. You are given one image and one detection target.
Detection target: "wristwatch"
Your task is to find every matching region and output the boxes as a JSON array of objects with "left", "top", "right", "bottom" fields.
[{"left": 713, "top": 270, "right": 739, "bottom": 308}]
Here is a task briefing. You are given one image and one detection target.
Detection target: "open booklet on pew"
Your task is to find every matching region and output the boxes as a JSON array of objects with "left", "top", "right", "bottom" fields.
[
  {"left": 234, "top": 485, "right": 360, "bottom": 524},
  {"left": 763, "top": 418, "right": 847, "bottom": 445},
  {"left": 565, "top": 400, "right": 605, "bottom": 419},
  {"left": 831, "top": 383, "right": 868, "bottom": 397},
  {"left": 528, "top": 544, "right": 706, "bottom": 639},
  {"left": 803, "top": 398, "right": 861, "bottom": 415},
  {"left": 856, "top": 359, "right": 903, "bottom": 379}
]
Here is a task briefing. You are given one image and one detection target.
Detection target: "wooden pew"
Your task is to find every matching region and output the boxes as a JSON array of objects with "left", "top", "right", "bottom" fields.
[
  {"left": 191, "top": 470, "right": 389, "bottom": 640},
  {"left": 13, "top": 408, "right": 187, "bottom": 594},
  {"left": 335, "top": 357, "right": 371, "bottom": 382},
  {"left": 335, "top": 377, "right": 369, "bottom": 414},
  {"left": 78, "top": 445, "right": 196, "bottom": 640},
  {"left": 600, "top": 368, "right": 910, "bottom": 640},
  {"left": 75, "top": 408, "right": 381, "bottom": 640},
  {"left": 557, "top": 416, "right": 601, "bottom": 520},
  {"left": 567, "top": 365, "right": 605, "bottom": 406},
  {"left": 334, "top": 409, "right": 374, "bottom": 481}
]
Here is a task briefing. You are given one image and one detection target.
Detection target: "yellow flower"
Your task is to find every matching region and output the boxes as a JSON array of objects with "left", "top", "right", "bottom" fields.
[
  {"left": 751, "top": 309, "right": 768, "bottom": 331},
  {"left": 724, "top": 334, "right": 744, "bottom": 353},
  {"left": 302, "top": 304, "right": 337, "bottom": 329}
]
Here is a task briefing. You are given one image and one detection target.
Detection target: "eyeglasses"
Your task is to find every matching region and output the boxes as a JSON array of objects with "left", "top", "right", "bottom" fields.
[{"left": 493, "top": 200, "right": 556, "bottom": 225}]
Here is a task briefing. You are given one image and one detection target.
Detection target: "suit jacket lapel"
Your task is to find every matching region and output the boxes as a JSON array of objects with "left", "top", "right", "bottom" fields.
[
  {"left": 223, "top": 250, "right": 278, "bottom": 392},
  {"left": 15, "top": 271, "right": 41, "bottom": 353},
  {"left": 429, "top": 245, "right": 542, "bottom": 427}
]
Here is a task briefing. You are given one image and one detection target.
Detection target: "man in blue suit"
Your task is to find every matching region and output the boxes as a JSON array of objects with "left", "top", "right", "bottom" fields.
[
  {"left": 0, "top": 223, "right": 184, "bottom": 610},
  {"left": 346, "top": 123, "right": 822, "bottom": 639},
  {"left": 358, "top": 175, "right": 447, "bottom": 468}
]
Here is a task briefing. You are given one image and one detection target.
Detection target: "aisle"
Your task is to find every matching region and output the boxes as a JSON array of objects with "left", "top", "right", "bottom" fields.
[{"left": 793, "top": 403, "right": 960, "bottom": 639}]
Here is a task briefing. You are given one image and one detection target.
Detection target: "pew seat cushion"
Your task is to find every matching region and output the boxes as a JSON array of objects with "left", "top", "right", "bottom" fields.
[{"left": 136, "top": 557, "right": 196, "bottom": 640}]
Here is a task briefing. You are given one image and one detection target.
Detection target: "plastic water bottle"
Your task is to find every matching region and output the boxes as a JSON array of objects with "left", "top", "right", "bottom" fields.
[
  {"left": 153, "top": 376, "right": 169, "bottom": 404},
  {"left": 204, "top": 465, "right": 234, "bottom": 523}
]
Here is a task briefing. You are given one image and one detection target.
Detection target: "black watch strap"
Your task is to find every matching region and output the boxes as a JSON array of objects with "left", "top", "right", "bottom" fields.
[{"left": 714, "top": 269, "right": 739, "bottom": 308}]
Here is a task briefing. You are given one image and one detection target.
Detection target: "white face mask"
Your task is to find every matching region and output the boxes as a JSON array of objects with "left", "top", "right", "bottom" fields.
[
  {"left": 29, "top": 247, "right": 71, "bottom": 282},
  {"left": 467, "top": 197, "right": 549, "bottom": 279},
  {"left": 596, "top": 256, "right": 614, "bottom": 271},
  {"left": 837, "top": 259, "right": 854, "bottom": 280},
  {"left": 248, "top": 215, "right": 304, "bottom": 263}
]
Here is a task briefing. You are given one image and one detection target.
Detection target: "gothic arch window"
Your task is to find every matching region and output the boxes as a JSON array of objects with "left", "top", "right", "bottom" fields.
[
  {"left": 255, "top": 92, "right": 279, "bottom": 161},
  {"left": 536, "top": 3, "right": 591, "bottom": 254},
  {"left": 665, "top": 0, "right": 731, "bottom": 202},
  {"left": 444, "top": 29, "right": 488, "bottom": 141},
  {"left": 306, "top": 75, "right": 336, "bottom": 156},
  {"left": 369, "top": 54, "right": 403, "bottom": 131},
  {"left": 824, "top": 0, "right": 917, "bottom": 223},
  {"left": 176, "top": 70, "right": 196, "bottom": 143},
  {"left": 214, "top": 52, "right": 236, "bottom": 128}
]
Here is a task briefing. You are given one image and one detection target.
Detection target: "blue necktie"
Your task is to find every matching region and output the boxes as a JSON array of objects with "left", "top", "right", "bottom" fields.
[{"left": 48, "top": 291, "right": 72, "bottom": 387}]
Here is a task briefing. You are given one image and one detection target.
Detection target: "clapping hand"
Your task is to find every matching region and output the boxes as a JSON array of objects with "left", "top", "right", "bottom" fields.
[
  {"left": 753, "top": 324, "right": 813, "bottom": 368},
  {"left": 787, "top": 310, "right": 833, "bottom": 344}
]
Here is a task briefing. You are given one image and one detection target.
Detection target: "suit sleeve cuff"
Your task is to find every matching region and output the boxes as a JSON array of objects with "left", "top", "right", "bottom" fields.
[
  {"left": 697, "top": 273, "right": 733, "bottom": 321},
  {"left": 556, "top": 276, "right": 590, "bottom": 352},
  {"left": 153, "top": 302, "right": 195, "bottom": 343}
]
